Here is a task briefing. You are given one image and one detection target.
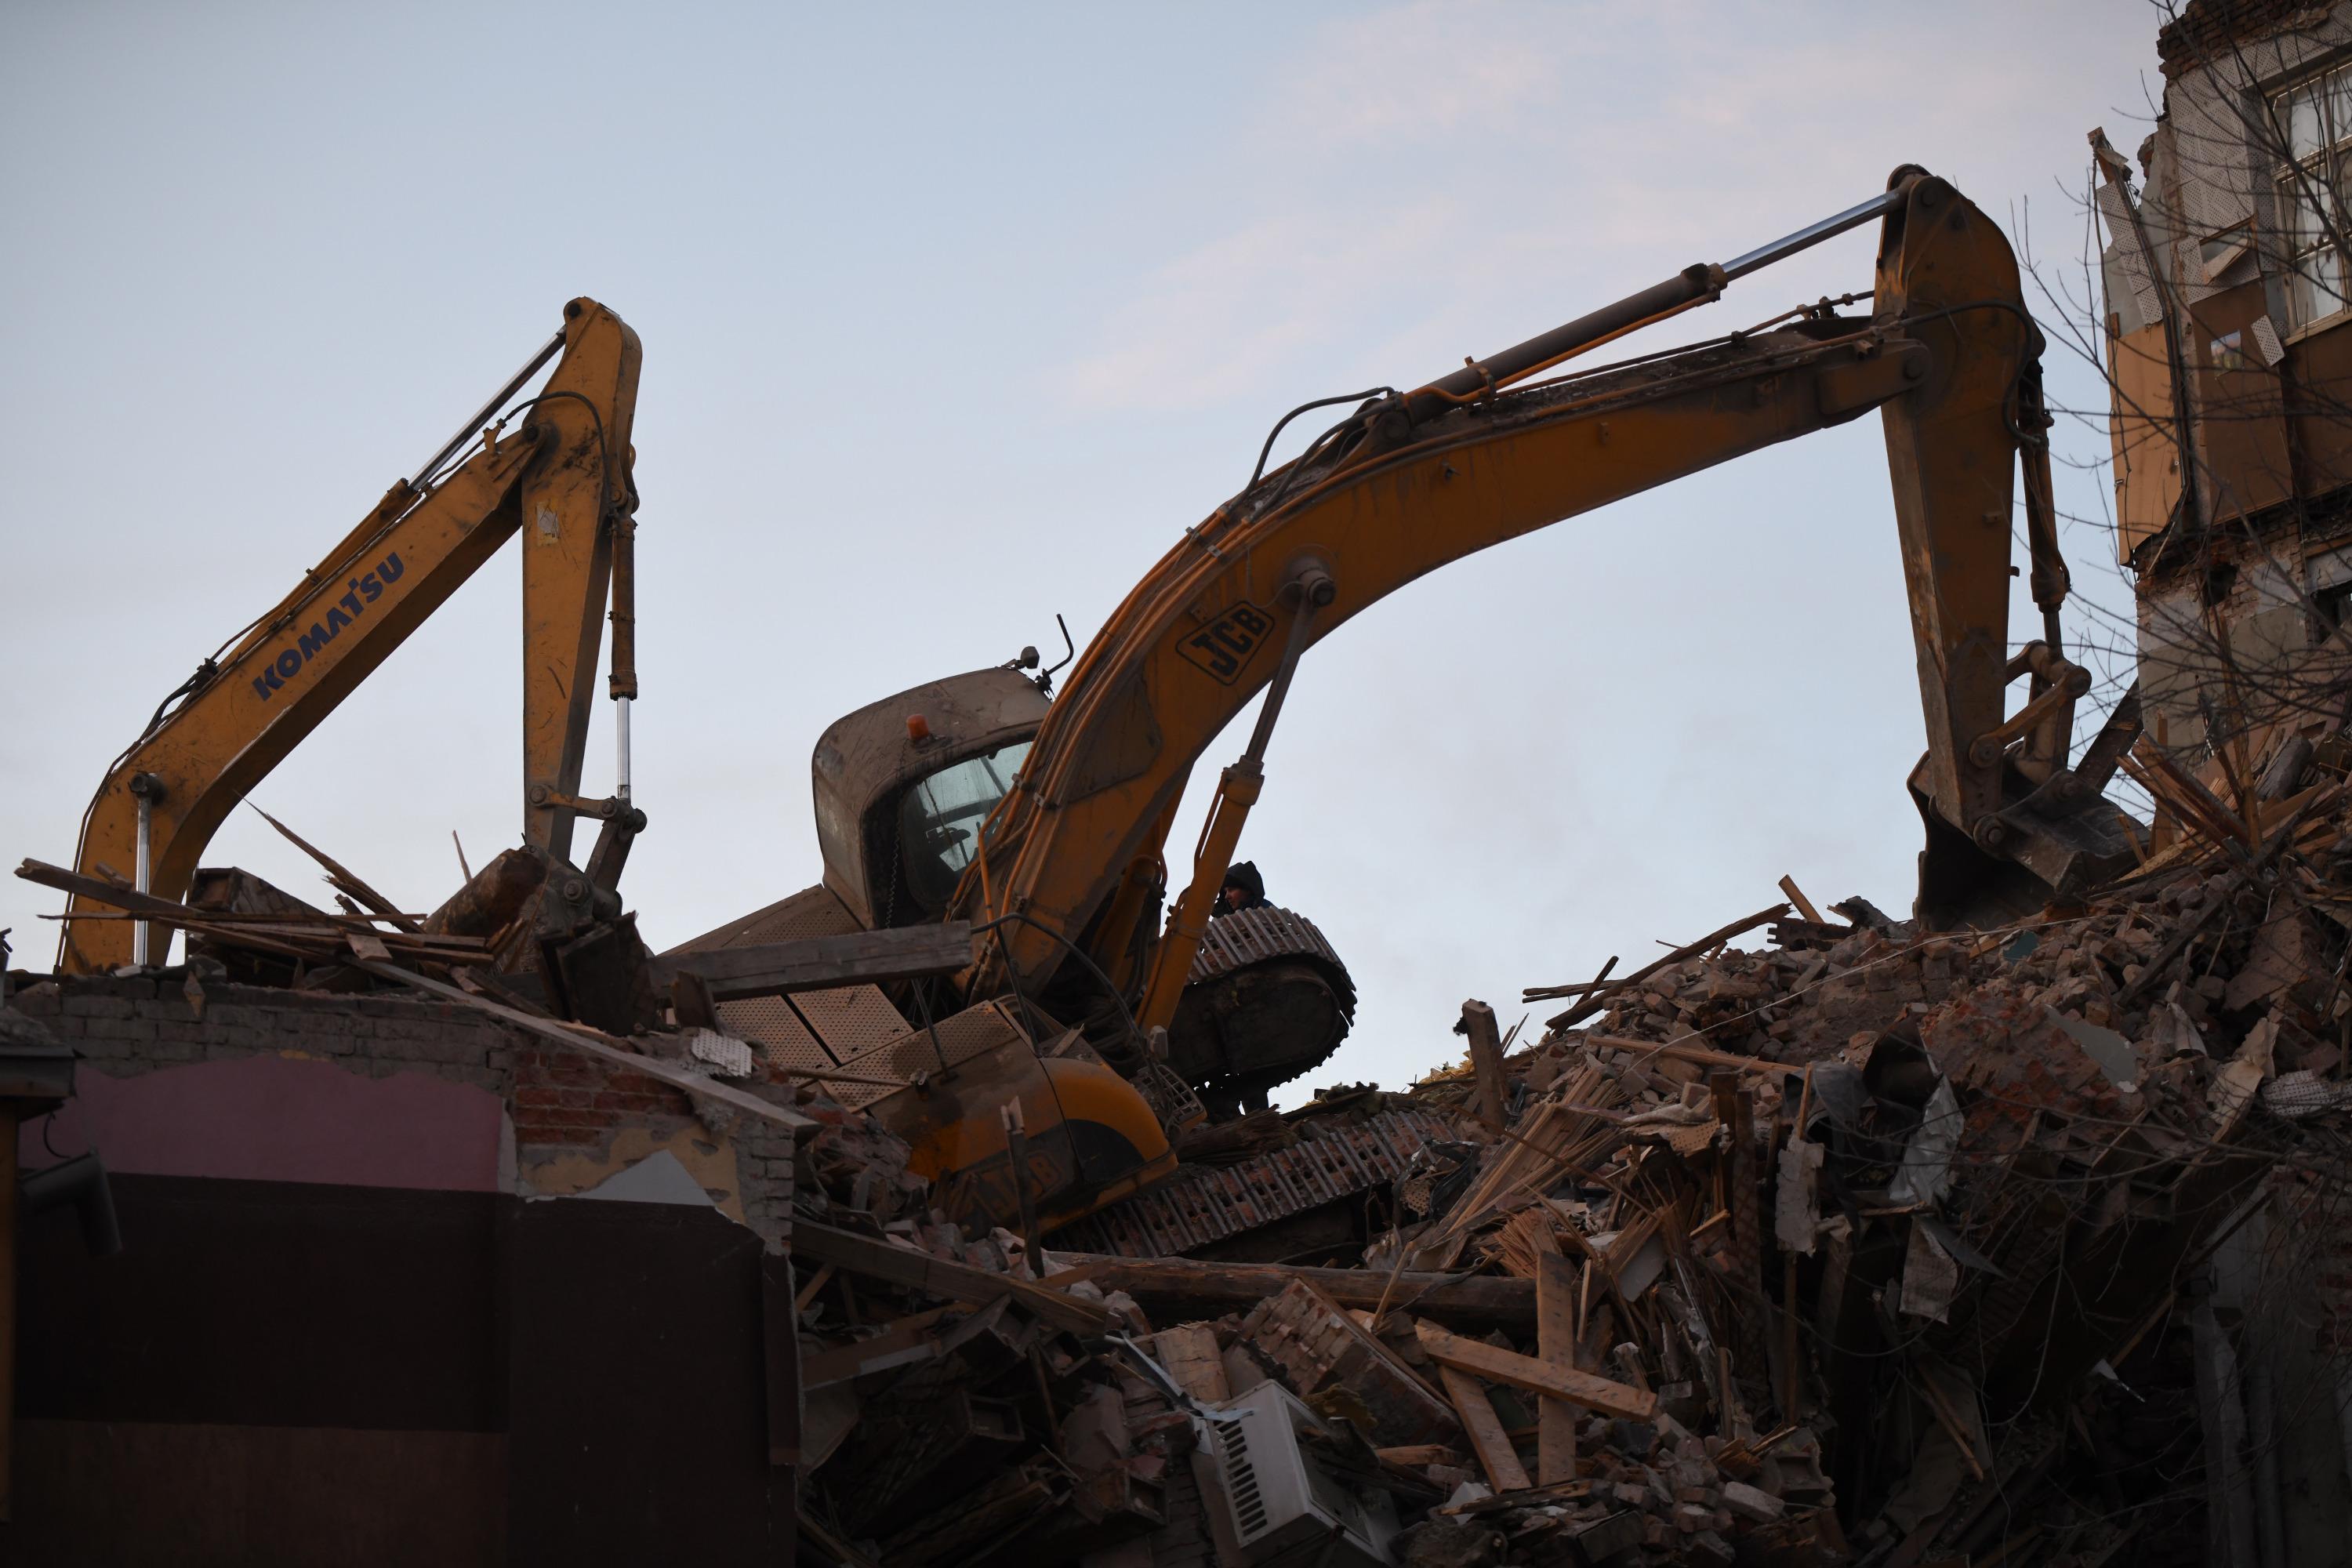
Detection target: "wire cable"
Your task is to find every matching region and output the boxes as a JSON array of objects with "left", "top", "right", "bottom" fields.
[
  {"left": 1243, "top": 386, "right": 1397, "bottom": 495},
  {"left": 973, "top": 909, "right": 1147, "bottom": 1053}
]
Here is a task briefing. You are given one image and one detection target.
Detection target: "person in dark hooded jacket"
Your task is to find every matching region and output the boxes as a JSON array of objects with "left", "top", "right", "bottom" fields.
[{"left": 1212, "top": 860, "right": 1265, "bottom": 918}]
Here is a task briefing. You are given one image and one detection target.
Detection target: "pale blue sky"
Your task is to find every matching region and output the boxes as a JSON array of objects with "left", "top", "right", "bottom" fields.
[{"left": 4, "top": 1, "right": 2166, "bottom": 1097}]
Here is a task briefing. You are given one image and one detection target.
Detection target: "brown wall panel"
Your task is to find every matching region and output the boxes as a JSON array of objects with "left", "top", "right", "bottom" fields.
[
  {"left": 13, "top": 1172, "right": 794, "bottom": 1563},
  {"left": 2292, "top": 314, "right": 2352, "bottom": 498},
  {"left": 504, "top": 1198, "right": 795, "bottom": 1567},
  {"left": 17, "top": 1174, "right": 503, "bottom": 1432},
  {"left": 2111, "top": 318, "right": 2180, "bottom": 561},
  {"left": 2189, "top": 281, "right": 2295, "bottom": 524},
  {"left": 6, "top": 1420, "right": 503, "bottom": 1567}
]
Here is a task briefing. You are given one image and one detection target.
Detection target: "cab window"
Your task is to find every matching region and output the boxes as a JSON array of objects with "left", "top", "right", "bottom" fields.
[{"left": 897, "top": 742, "right": 1032, "bottom": 913}]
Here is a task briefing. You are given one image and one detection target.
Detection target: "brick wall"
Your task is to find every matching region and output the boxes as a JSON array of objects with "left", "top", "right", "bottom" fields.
[
  {"left": 2158, "top": 0, "right": 2324, "bottom": 75},
  {"left": 508, "top": 1037, "right": 797, "bottom": 1232},
  {"left": 12, "top": 975, "right": 516, "bottom": 1089},
  {"left": 510, "top": 1044, "right": 679, "bottom": 1147},
  {"left": 2138, "top": 539, "right": 2334, "bottom": 759},
  {"left": 11, "top": 975, "right": 795, "bottom": 1238}
]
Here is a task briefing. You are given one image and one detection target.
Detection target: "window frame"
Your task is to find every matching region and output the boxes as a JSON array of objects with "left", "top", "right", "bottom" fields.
[
  {"left": 893, "top": 740, "right": 1034, "bottom": 915},
  {"left": 2201, "top": 218, "right": 2254, "bottom": 284},
  {"left": 2273, "top": 59, "right": 2352, "bottom": 334}
]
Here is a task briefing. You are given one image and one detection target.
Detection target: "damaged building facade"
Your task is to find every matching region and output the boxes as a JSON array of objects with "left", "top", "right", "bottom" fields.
[
  {"left": 2105, "top": 0, "right": 2352, "bottom": 757},
  {"left": 0, "top": 962, "right": 810, "bottom": 1561}
]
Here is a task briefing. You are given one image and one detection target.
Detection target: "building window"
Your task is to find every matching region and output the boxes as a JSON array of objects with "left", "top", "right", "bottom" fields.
[
  {"left": 2313, "top": 545, "right": 2352, "bottom": 638},
  {"left": 2275, "top": 62, "right": 2352, "bottom": 329},
  {"left": 2201, "top": 220, "right": 2252, "bottom": 283},
  {"left": 2316, "top": 579, "right": 2352, "bottom": 633}
]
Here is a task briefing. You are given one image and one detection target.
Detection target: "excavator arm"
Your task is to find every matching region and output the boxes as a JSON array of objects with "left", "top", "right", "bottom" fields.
[
  {"left": 956, "top": 171, "right": 2134, "bottom": 1021},
  {"left": 59, "top": 297, "right": 641, "bottom": 973}
]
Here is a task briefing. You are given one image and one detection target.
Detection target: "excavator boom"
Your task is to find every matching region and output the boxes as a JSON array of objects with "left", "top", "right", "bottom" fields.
[
  {"left": 669, "top": 172, "right": 2139, "bottom": 1240},
  {"left": 953, "top": 170, "right": 2135, "bottom": 1020},
  {"left": 60, "top": 297, "right": 641, "bottom": 973}
]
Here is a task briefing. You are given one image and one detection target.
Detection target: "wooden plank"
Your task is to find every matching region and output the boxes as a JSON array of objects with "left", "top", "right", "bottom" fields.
[
  {"left": 1539, "top": 902, "right": 1788, "bottom": 1028},
  {"left": 1535, "top": 1250, "right": 1580, "bottom": 1485},
  {"left": 1439, "top": 1365, "right": 1532, "bottom": 1494},
  {"left": 2130, "top": 739, "right": 2253, "bottom": 848},
  {"left": 800, "top": 1306, "right": 958, "bottom": 1389},
  {"left": 1915, "top": 1363, "right": 1986, "bottom": 1481},
  {"left": 1377, "top": 1445, "right": 1468, "bottom": 1468},
  {"left": 763, "top": 1251, "right": 804, "bottom": 1465},
  {"left": 20, "top": 859, "right": 325, "bottom": 963},
  {"left": 26, "top": 862, "right": 492, "bottom": 971},
  {"left": 1461, "top": 1000, "right": 1508, "bottom": 1133},
  {"left": 1043, "top": 1255, "right": 1536, "bottom": 1333},
  {"left": 1416, "top": 1319, "right": 1658, "bottom": 1422},
  {"left": 790, "top": 1218, "right": 1110, "bottom": 1337},
  {"left": 1777, "top": 876, "right": 1826, "bottom": 924},
  {"left": 794, "top": 1262, "right": 838, "bottom": 1313},
  {"left": 60, "top": 908, "right": 460, "bottom": 932},
  {"left": 1581, "top": 1034, "right": 1787, "bottom": 1077},
  {"left": 351, "top": 960, "right": 816, "bottom": 1134},
  {"left": 653, "top": 923, "right": 975, "bottom": 1000},
  {"left": 1520, "top": 955, "right": 1619, "bottom": 1003},
  {"left": 251, "top": 806, "right": 423, "bottom": 931},
  {"left": 1152, "top": 1324, "right": 1231, "bottom": 1404}
]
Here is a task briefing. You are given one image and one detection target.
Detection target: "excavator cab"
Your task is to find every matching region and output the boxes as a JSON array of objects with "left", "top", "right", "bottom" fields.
[
  {"left": 809, "top": 667, "right": 1048, "bottom": 931},
  {"left": 804, "top": 666, "right": 1355, "bottom": 1113},
  {"left": 804, "top": 662, "right": 1359, "bottom": 1119},
  {"left": 662, "top": 659, "right": 1356, "bottom": 1236},
  {"left": 665, "top": 667, "right": 1163, "bottom": 1234}
]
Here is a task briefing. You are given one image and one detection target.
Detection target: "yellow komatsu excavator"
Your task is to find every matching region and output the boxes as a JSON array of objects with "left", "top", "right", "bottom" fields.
[
  {"left": 58, "top": 297, "right": 648, "bottom": 975},
  {"left": 674, "top": 166, "right": 2141, "bottom": 1234}
]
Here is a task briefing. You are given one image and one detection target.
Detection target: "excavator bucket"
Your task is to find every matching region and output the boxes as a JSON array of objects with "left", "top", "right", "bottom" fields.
[
  {"left": 1871, "top": 172, "right": 2146, "bottom": 927},
  {"left": 1911, "top": 760, "right": 2147, "bottom": 931}
]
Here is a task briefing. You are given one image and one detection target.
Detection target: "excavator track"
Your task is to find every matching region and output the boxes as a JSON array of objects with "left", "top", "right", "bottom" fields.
[
  {"left": 1168, "top": 905, "right": 1356, "bottom": 1117},
  {"left": 1049, "top": 1106, "right": 1447, "bottom": 1258}
]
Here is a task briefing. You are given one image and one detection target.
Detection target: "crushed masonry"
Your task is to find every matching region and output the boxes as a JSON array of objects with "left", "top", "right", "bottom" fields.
[
  {"left": 18, "top": 711, "right": 2352, "bottom": 1564},
  {"left": 715, "top": 710, "right": 2352, "bottom": 1564}
]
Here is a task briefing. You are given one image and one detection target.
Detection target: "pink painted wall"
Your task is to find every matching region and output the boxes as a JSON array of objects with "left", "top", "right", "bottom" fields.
[{"left": 20, "top": 1056, "right": 505, "bottom": 1192}]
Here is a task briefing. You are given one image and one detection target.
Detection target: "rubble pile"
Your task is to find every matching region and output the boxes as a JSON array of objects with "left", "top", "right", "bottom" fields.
[
  {"left": 21, "top": 742, "right": 2352, "bottom": 1566},
  {"left": 772, "top": 745, "right": 2352, "bottom": 1566}
]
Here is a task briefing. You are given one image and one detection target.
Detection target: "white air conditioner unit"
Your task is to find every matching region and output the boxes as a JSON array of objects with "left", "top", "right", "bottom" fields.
[{"left": 1193, "top": 1382, "right": 1400, "bottom": 1568}]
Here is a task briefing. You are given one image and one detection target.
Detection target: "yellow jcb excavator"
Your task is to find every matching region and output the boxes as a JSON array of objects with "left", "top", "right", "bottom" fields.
[
  {"left": 56, "top": 170, "right": 2142, "bottom": 1243},
  {"left": 671, "top": 166, "right": 2140, "bottom": 1236}
]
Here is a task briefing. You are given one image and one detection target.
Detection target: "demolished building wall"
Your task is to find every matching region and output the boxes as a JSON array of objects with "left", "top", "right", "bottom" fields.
[
  {"left": 4, "top": 974, "right": 808, "bottom": 1563},
  {"left": 743, "top": 757, "right": 2352, "bottom": 1566},
  {"left": 2105, "top": 1, "right": 2352, "bottom": 757},
  {"left": 23, "top": 703, "right": 2352, "bottom": 1566}
]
